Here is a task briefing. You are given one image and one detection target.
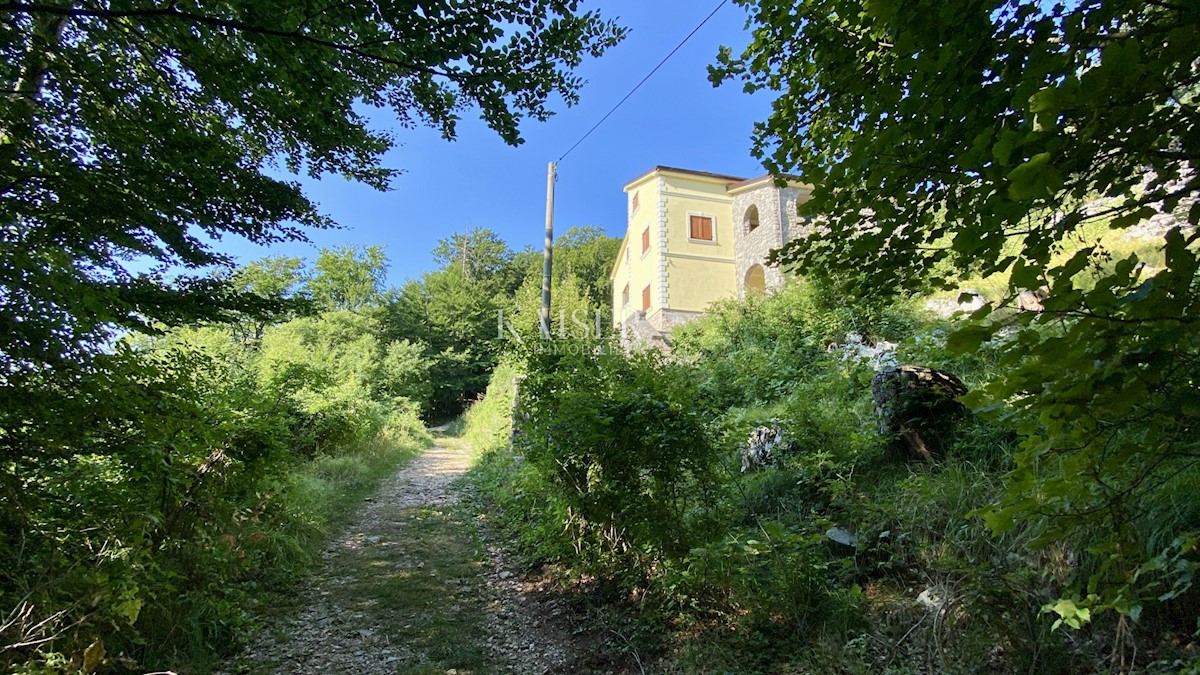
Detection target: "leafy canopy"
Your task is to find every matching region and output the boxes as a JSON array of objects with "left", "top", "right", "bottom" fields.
[
  {"left": 713, "top": 0, "right": 1196, "bottom": 290},
  {"left": 714, "top": 0, "right": 1200, "bottom": 620},
  {"left": 309, "top": 244, "right": 388, "bottom": 312},
  {"left": 0, "top": 0, "right": 625, "bottom": 371}
]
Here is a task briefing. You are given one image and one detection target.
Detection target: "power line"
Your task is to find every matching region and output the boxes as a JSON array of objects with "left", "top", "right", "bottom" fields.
[{"left": 557, "top": 0, "right": 731, "bottom": 164}]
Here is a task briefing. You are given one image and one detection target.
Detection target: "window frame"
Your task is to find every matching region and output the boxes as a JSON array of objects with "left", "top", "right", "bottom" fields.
[{"left": 687, "top": 212, "right": 717, "bottom": 244}]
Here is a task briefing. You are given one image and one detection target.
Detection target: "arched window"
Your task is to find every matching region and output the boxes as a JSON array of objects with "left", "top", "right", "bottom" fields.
[
  {"left": 745, "top": 265, "right": 766, "bottom": 294},
  {"left": 745, "top": 205, "right": 760, "bottom": 232}
]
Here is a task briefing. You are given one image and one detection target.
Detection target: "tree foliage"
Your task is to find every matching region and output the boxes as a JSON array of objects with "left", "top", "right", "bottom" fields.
[
  {"left": 382, "top": 228, "right": 520, "bottom": 415},
  {"left": 714, "top": 0, "right": 1199, "bottom": 622},
  {"left": 550, "top": 224, "right": 622, "bottom": 318},
  {"left": 0, "top": 0, "right": 624, "bottom": 371},
  {"left": 309, "top": 244, "right": 388, "bottom": 311},
  {"left": 381, "top": 225, "right": 619, "bottom": 416},
  {"left": 433, "top": 228, "right": 521, "bottom": 287},
  {"left": 0, "top": 249, "right": 434, "bottom": 670},
  {"left": 714, "top": 0, "right": 1196, "bottom": 292}
]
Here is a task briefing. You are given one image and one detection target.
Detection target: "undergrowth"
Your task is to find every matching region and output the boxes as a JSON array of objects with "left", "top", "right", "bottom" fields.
[
  {"left": 1, "top": 321, "right": 433, "bottom": 673},
  {"left": 463, "top": 280, "right": 1200, "bottom": 674},
  {"left": 141, "top": 428, "right": 430, "bottom": 673}
]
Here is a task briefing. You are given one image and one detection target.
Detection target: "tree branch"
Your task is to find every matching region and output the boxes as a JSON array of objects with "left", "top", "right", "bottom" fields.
[
  {"left": 1144, "top": 0, "right": 1188, "bottom": 11},
  {"left": 0, "top": 1, "right": 482, "bottom": 83}
]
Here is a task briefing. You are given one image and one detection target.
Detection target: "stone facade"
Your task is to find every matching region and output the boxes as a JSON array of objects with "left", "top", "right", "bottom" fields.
[
  {"left": 730, "top": 178, "right": 813, "bottom": 299},
  {"left": 621, "top": 308, "right": 706, "bottom": 352},
  {"left": 653, "top": 176, "right": 670, "bottom": 331},
  {"left": 648, "top": 307, "right": 705, "bottom": 332}
]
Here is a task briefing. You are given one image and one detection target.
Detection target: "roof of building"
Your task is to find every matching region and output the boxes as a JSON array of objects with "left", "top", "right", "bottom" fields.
[
  {"left": 726, "top": 173, "right": 811, "bottom": 194},
  {"left": 622, "top": 165, "right": 748, "bottom": 191}
]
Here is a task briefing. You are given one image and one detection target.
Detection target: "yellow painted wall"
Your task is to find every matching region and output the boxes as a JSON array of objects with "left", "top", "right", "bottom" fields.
[
  {"left": 611, "top": 169, "right": 744, "bottom": 328},
  {"left": 666, "top": 256, "right": 736, "bottom": 312},
  {"left": 662, "top": 175, "right": 736, "bottom": 260},
  {"left": 611, "top": 178, "right": 661, "bottom": 327}
]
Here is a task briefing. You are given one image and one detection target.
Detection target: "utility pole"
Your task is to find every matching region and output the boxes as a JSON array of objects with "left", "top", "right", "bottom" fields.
[{"left": 541, "top": 161, "right": 556, "bottom": 339}]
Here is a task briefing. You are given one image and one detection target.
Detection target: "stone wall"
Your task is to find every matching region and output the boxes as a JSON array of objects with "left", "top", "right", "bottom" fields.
[
  {"left": 646, "top": 307, "right": 705, "bottom": 333},
  {"left": 732, "top": 183, "right": 813, "bottom": 298},
  {"left": 780, "top": 186, "right": 813, "bottom": 244},
  {"left": 617, "top": 308, "right": 705, "bottom": 352}
]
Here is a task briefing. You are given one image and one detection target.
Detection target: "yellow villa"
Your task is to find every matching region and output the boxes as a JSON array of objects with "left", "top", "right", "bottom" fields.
[{"left": 609, "top": 166, "right": 813, "bottom": 347}]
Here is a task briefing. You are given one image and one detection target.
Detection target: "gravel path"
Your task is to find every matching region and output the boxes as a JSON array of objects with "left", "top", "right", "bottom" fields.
[{"left": 222, "top": 441, "right": 588, "bottom": 674}]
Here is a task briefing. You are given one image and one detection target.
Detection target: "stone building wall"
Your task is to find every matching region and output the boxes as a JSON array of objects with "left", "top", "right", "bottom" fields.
[
  {"left": 731, "top": 183, "right": 813, "bottom": 298},
  {"left": 780, "top": 186, "right": 813, "bottom": 243}
]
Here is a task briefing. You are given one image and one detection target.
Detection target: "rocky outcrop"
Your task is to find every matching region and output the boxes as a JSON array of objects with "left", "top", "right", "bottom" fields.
[
  {"left": 620, "top": 311, "right": 670, "bottom": 352},
  {"left": 924, "top": 290, "right": 985, "bottom": 319},
  {"left": 831, "top": 332, "right": 898, "bottom": 370},
  {"left": 1016, "top": 287, "right": 1048, "bottom": 313},
  {"left": 871, "top": 365, "right": 968, "bottom": 462},
  {"left": 740, "top": 423, "right": 787, "bottom": 472}
]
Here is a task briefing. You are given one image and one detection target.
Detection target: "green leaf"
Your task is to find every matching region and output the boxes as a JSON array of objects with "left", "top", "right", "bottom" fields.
[
  {"left": 947, "top": 323, "right": 996, "bottom": 353},
  {"left": 1117, "top": 279, "right": 1153, "bottom": 306},
  {"left": 1010, "top": 257, "right": 1042, "bottom": 290},
  {"left": 1007, "top": 153, "right": 1062, "bottom": 200},
  {"left": 864, "top": 0, "right": 900, "bottom": 23},
  {"left": 82, "top": 639, "right": 106, "bottom": 674},
  {"left": 993, "top": 130, "right": 1022, "bottom": 166}
]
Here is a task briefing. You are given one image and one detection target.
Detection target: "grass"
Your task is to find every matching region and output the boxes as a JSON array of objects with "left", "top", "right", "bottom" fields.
[
  {"left": 129, "top": 429, "right": 436, "bottom": 673},
  {"left": 323, "top": 501, "right": 491, "bottom": 674},
  {"left": 460, "top": 359, "right": 521, "bottom": 460},
  {"left": 302, "top": 431, "right": 433, "bottom": 532}
]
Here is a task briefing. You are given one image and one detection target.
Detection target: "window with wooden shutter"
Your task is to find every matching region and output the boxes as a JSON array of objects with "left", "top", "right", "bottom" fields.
[
  {"left": 689, "top": 214, "right": 714, "bottom": 241},
  {"left": 642, "top": 285, "right": 651, "bottom": 311},
  {"left": 622, "top": 284, "right": 630, "bottom": 306},
  {"left": 641, "top": 227, "right": 650, "bottom": 254}
]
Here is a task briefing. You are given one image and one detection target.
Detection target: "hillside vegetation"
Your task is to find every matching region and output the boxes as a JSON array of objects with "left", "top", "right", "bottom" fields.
[
  {"left": 467, "top": 266, "right": 1199, "bottom": 673},
  {"left": 0, "top": 227, "right": 617, "bottom": 673}
]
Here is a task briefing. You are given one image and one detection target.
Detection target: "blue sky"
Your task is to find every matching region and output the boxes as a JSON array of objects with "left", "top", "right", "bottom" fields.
[{"left": 229, "top": 0, "right": 775, "bottom": 288}]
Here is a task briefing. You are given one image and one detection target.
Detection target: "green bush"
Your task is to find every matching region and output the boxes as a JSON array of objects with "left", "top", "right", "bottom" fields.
[
  {"left": 673, "top": 279, "right": 919, "bottom": 408},
  {"left": 513, "top": 344, "right": 724, "bottom": 573},
  {"left": 466, "top": 269, "right": 1200, "bottom": 672},
  {"left": 461, "top": 359, "right": 522, "bottom": 457},
  {"left": 0, "top": 306, "right": 433, "bottom": 672}
]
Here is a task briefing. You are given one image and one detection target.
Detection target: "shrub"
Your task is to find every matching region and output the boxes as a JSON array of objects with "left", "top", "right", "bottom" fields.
[
  {"left": 515, "top": 344, "right": 724, "bottom": 573},
  {"left": 672, "top": 279, "right": 919, "bottom": 408}
]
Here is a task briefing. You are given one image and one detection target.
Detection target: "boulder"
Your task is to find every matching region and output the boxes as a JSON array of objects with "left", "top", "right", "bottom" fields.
[
  {"left": 923, "top": 289, "right": 985, "bottom": 319},
  {"left": 740, "top": 423, "right": 786, "bottom": 472},
  {"left": 871, "top": 365, "right": 968, "bottom": 462},
  {"left": 1016, "top": 286, "right": 1049, "bottom": 313}
]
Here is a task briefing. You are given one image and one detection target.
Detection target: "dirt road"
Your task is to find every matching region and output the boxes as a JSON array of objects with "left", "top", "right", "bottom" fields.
[{"left": 223, "top": 440, "right": 589, "bottom": 674}]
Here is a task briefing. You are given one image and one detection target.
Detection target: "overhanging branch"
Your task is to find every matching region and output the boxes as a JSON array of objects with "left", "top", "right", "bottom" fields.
[{"left": 0, "top": 1, "right": 484, "bottom": 83}]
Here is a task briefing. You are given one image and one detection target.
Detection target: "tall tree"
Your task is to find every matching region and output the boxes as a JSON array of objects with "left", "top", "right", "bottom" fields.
[
  {"left": 432, "top": 227, "right": 520, "bottom": 289},
  {"left": 551, "top": 224, "right": 620, "bottom": 316},
  {"left": 712, "top": 0, "right": 1196, "bottom": 292},
  {"left": 0, "top": 0, "right": 625, "bottom": 372},
  {"left": 714, "top": 0, "right": 1199, "bottom": 622},
  {"left": 382, "top": 228, "right": 525, "bottom": 414},
  {"left": 309, "top": 244, "right": 388, "bottom": 311},
  {"left": 232, "top": 256, "right": 306, "bottom": 302},
  {"left": 228, "top": 255, "right": 308, "bottom": 343}
]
